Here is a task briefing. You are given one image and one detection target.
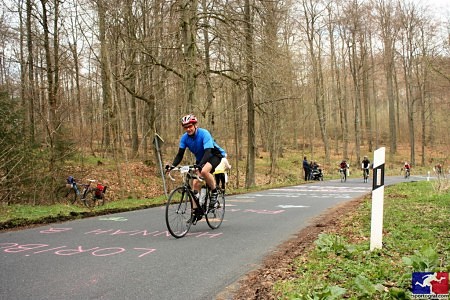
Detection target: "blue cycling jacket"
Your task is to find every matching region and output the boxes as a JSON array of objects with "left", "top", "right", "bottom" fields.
[{"left": 179, "top": 128, "right": 226, "bottom": 163}]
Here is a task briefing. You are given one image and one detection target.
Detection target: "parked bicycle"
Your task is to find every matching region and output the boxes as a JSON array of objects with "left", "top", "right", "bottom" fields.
[
  {"left": 55, "top": 177, "right": 107, "bottom": 207},
  {"left": 165, "top": 165, "right": 225, "bottom": 238}
]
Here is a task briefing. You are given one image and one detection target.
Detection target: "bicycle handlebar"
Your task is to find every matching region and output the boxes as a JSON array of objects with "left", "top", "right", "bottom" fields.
[{"left": 166, "top": 165, "right": 204, "bottom": 182}]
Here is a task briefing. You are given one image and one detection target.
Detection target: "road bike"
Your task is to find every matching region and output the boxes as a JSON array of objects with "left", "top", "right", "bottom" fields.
[
  {"left": 404, "top": 168, "right": 410, "bottom": 179},
  {"left": 362, "top": 168, "right": 369, "bottom": 183},
  {"left": 339, "top": 168, "right": 347, "bottom": 182},
  {"left": 165, "top": 165, "right": 225, "bottom": 238},
  {"left": 55, "top": 179, "right": 106, "bottom": 207}
]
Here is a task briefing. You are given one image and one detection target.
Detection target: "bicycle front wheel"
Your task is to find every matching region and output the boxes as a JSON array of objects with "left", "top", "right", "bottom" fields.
[
  {"left": 56, "top": 185, "right": 77, "bottom": 205},
  {"left": 206, "top": 190, "right": 225, "bottom": 229},
  {"left": 166, "top": 187, "right": 193, "bottom": 238}
]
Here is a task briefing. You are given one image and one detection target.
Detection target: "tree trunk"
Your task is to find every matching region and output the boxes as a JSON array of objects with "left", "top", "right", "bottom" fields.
[
  {"left": 97, "top": 0, "right": 113, "bottom": 149},
  {"left": 181, "top": 0, "right": 198, "bottom": 111},
  {"left": 244, "top": 0, "right": 255, "bottom": 188}
]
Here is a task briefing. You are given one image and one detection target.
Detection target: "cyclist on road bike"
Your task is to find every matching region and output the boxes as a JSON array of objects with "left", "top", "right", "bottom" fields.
[
  {"left": 165, "top": 114, "right": 226, "bottom": 220},
  {"left": 340, "top": 160, "right": 349, "bottom": 171},
  {"left": 434, "top": 163, "right": 443, "bottom": 176},
  {"left": 404, "top": 161, "right": 411, "bottom": 171},
  {"left": 339, "top": 159, "right": 349, "bottom": 180},
  {"left": 361, "top": 156, "right": 370, "bottom": 182},
  {"left": 361, "top": 156, "right": 370, "bottom": 172},
  {"left": 403, "top": 161, "right": 411, "bottom": 177}
]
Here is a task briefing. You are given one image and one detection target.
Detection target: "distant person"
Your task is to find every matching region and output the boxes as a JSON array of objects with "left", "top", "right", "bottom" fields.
[
  {"left": 434, "top": 163, "right": 443, "bottom": 176},
  {"left": 303, "top": 156, "right": 310, "bottom": 181},
  {"left": 361, "top": 156, "right": 371, "bottom": 182},
  {"left": 340, "top": 160, "right": 349, "bottom": 171},
  {"left": 404, "top": 161, "right": 411, "bottom": 171},
  {"left": 309, "top": 161, "right": 324, "bottom": 181},
  {"left": 402, "top": 161, "right": 411, "bottom": 178},
  {"left": 214, "top": 157, "right": 231, "bottom": 194},
  {"left": 340, "top": 159, "right": 349, "bottom": 180},
  {"left": 361, "top": 155, "right": 370, "bottom": 172}
]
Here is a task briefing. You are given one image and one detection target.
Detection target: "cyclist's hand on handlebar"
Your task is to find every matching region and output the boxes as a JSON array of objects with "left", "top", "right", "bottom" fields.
[{"left": 165, "top": 164, "right": 174, "bottom": 173}]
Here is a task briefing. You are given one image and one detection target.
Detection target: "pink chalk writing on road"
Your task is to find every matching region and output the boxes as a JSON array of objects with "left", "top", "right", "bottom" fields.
[
  {"left": 0, "top": 243, "right": 156, "bottom": 258},
  {"left": 38, "top": 227, "right": 224, "bottom": 239},
  {"left": 84, "top": 229, "right": 223, "bottom": 238}
]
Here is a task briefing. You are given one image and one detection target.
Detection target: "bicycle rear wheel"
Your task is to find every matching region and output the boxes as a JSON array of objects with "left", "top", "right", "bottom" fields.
[
  {"left": 56, "top": 185, "right": 77, "bottom": 205},
  {"left": 206, "top": 189, "right": 225, "bottom": 229},
  {"left": 83, "top": 189, "right": 96, "bottom": 207},
  {"left": 165, "top": 187, "right": 192, "bottom": 238},
  {"left": 96, "top": 193, "right": 106, "bottom": 206}
]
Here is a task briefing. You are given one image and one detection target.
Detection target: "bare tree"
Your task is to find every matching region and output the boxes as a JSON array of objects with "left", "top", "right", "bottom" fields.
[
  {"left": 374, "top": 0, "right": 399, "bottom": 156},
  {"left": 300, "top": 0, "right": 330, "bottom": 161},
  {"left": 244, "top": 0, "right": 255, "bottom": 188}
]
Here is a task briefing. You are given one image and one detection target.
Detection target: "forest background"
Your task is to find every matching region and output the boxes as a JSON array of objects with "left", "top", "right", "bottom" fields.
[{"left": 0, "top": 0, "right": 449, "bottom": 205}]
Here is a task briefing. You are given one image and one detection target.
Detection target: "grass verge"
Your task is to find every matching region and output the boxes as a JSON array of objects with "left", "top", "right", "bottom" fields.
[{"left": 273, "top": 181, "right": 450, "bottom": 299}]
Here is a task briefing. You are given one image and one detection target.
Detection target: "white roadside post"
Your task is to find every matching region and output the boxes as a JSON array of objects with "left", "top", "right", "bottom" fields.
[{"left": 370, "top": 147, "right": 385, "bottom": 251}]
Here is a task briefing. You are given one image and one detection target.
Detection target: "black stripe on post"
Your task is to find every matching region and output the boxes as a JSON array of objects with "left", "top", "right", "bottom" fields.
[{"left": 372, "top": 164, "right": 385, "bottom": 190}]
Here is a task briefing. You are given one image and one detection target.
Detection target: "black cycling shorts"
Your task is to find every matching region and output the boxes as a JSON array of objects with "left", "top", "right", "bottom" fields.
[{"left": 197, "top": 155, "right": 222, "bottom": 173}]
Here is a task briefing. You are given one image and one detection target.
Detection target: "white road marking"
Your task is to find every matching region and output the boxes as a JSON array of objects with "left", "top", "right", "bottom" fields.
[{"left": 277, "top": 205, "right": 309, "bottom": 208}]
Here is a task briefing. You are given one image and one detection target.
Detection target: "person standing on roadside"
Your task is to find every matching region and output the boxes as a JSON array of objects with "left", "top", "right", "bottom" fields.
[{"left": 303, "top": 156, "right": 310, "bottom": 181}]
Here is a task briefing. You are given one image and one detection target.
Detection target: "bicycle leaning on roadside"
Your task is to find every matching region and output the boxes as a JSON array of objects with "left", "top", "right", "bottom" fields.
[
  {"left": 55, "top": 177, "right": 107, "bottom": 207},
  {"left": 165, "top": 165, "right": 225, "bottom": 238}
]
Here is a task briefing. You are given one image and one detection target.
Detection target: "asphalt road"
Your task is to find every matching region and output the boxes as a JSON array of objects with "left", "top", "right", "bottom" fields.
[{"left": 0, "top": 175, "right": 428, "bottom": 299}]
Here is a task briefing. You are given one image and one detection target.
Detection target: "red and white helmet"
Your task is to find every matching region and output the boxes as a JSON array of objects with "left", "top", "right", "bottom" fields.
[{"left": 181, "top": 114, "right": 198, "bottom": 126}]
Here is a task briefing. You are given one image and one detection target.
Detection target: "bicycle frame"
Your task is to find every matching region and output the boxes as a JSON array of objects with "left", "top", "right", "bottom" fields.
[{"left": 363, "top": 168, "right": 369, "bottom": 182}]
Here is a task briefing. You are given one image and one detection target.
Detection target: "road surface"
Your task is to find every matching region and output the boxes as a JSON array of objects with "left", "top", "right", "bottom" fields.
[{"left": 0, "top": 175, "right": 426, "bottom": 299}]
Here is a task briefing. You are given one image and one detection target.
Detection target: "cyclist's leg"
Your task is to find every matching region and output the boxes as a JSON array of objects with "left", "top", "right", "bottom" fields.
[
  {"left": 190, "top": 178, "right": 203, "bottom": 220},
  {"left": 214, "top": 173, "right": 220, "bottom": 188},
  {"left": 200, "top": 157, "right": 222, "bottom": 209},
  {"left": 199, "top": 163, "right": 216, "bottom": 191},
  {"left": 218, "top": 173, "right": 226, "bottom": 190}
]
